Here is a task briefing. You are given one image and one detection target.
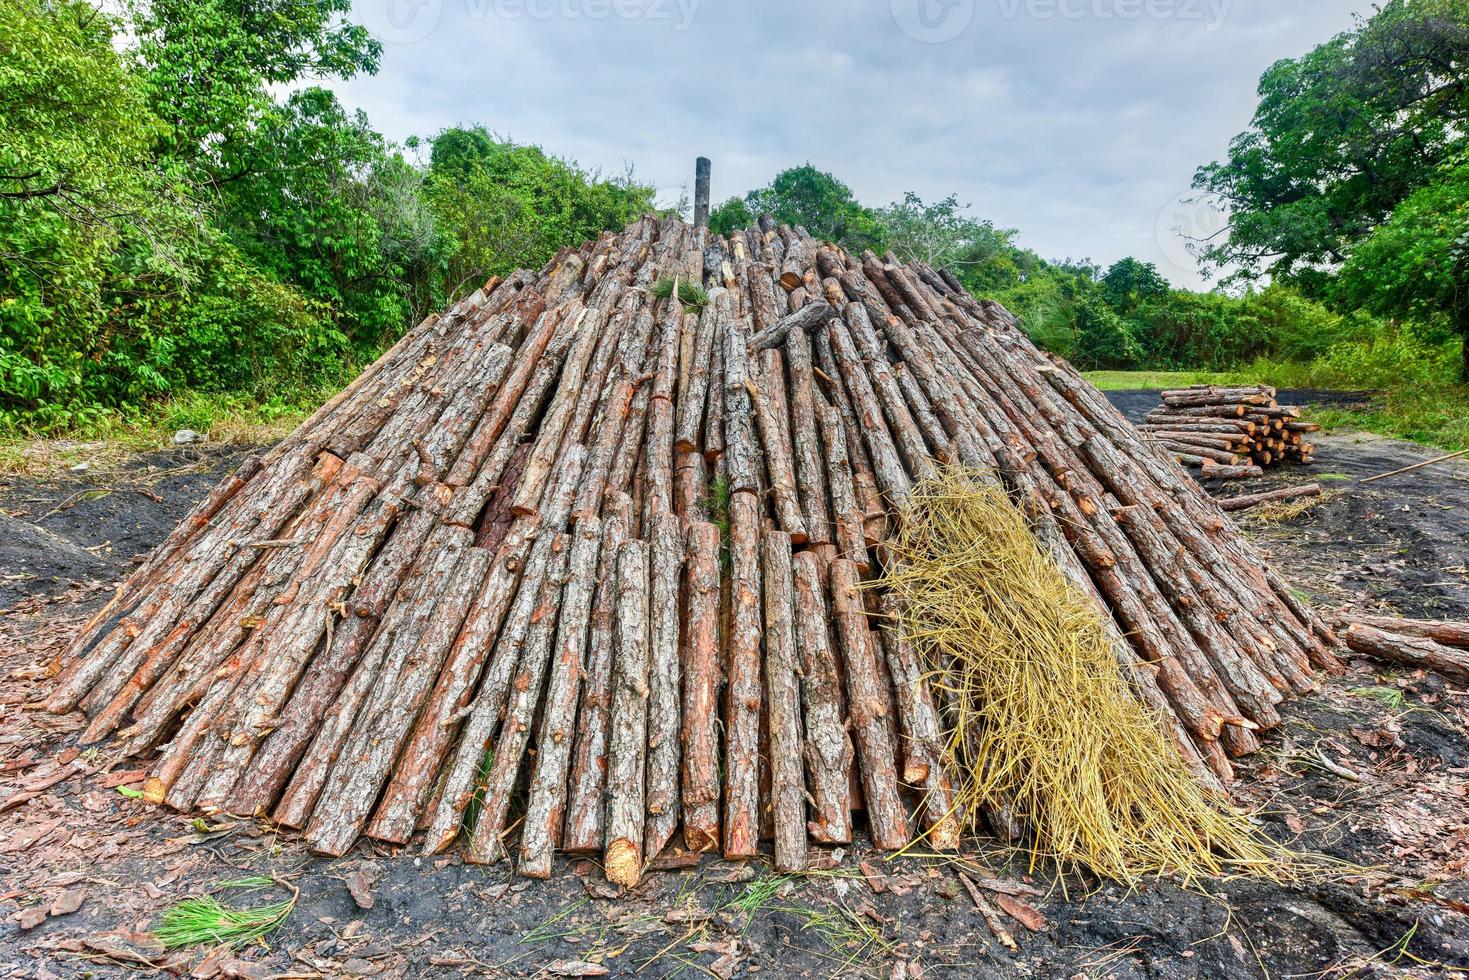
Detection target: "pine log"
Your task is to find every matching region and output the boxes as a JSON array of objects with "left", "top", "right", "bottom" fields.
[
  {"left": 759, "top": 530, "right": 809, "bottom": 872},
  {"left": 675, "top": 296, "right": 722, "bottom": 451},
  {"left": 747, "top": 299, "right": 834, "bottom": 352},
  {"left": 1330, "top": 615, "right": 1469, "bottom": 649},
  {"left": 722, "top": 491, "right": 763, "bottom": 859},
  {"left": 605, "top": 540, "right": 652, "bottom": 887},
  {"left": 519, "top": 516, "right": 604, "bottom": 877},
  {"left": 1218, "top": 484, "right": 1322, "bottom": 513},
  {"left": 722, "top": 299, "right": 762, "bottom": 494},
  {"left": 785, "top": 327, "right": 834, "bottom": 543},
  {"left": 876, "top": 595, "right": 959, "bottom": 851},
  {"left": 1334, "top": 622, "right": 1469, "bottom": 683},
  {"left": 681, "top": 521, "right": 722, "bottom": 852},
  {"left": 790, "top": 551, "right": 853, "bottom": 845},
  {"left": 563, "top": 494, "right": 633, "bottom": 851},
  {"left": 752, "top": 348, "right": 808, "bottom": 541},
  {"left": 465, "top": 533, "right": 572, "bottom": 864},
  {"left": 829, "top": 559, "right": 910, "bottom": 850},
  {"left": 1200, "top": 463, "right": 1265, "bottom": 480},
  {"left": 643, "top": 512, "right": 685, "bottom": 860}
]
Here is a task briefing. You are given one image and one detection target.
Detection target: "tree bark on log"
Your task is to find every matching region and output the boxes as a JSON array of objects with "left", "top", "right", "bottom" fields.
[
  {"left": 1218, "top": 484, "right": 1322, "bottom": 512},
  {"left": 762, "top": 529, "right": 809, "bottom": 872},
  {"left": 747, "top": 299, "right": 833, "bottom": 352},
  {"left": 790, "top": 551, "right": 853, "bottom": 845},
  {"left": 680, "top": 521, "right": 722, "bottom": 852},
  {"left": 722, "top": 491, "right": 763, "bottom": 859},
  {"left": 1334, "top": 622, "right": 1469, "bottom": 682},
  {"left": 752, "top": 348, "right": 808, "bottom": 541},
  {"left": 829, "top": 559, "right": 910, "bottom": 850},
  {"left": 643, "top": 512, "right": 685, "bottom": 860},
  {"left": 519, "top": 516, "right": 603, "bottom": 877},
  {"left": 605, "top": 540, "right": 652, "bottom": 887},
  {"left": 563, "top": 494, "right": 633, "bottom": 851}
]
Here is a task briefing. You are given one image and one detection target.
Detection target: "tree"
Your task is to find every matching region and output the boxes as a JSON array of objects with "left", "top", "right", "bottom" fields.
[
  {"left": 875, "top": 192, "right": 1018, "bottom": 275},
  {"left": 422, "top": 127, "right": 655, "bottom": 303},
  {"left": 707, "top": 196, "right": 756, "bottom": 237},
  {"left": 0, "top": 0, "right": 181, "bottom": 420},
  {"left": 1193, "top": 0, "right": 1469, "bottom": 281},
  {"left": 1337, "top": 153, "right": 1469, "bottom": 379},
  {"left": 128, "top": 0, "right": 379, "bottom": 178},
  {"left": 215, "top": 88, "right": 429, "bottom": 352},
  {"left": 709, "top": 165, "right": 885, "bottom": 253},
  {"left": 1100, "top": 258, "right": 1170, "bottom": 314}
]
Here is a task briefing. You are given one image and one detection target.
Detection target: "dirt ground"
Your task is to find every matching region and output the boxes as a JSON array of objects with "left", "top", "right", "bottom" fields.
[{"left": 1, "top": 394, "right": 1466, "bottom": 979}]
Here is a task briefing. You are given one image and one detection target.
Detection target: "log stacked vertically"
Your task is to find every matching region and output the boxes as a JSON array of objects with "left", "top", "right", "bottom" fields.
[
  {"left": 48, "top": 213, "right": 1339, "bottom": 876},
  {"left": 1140, "top": 385, "right": 1318, "bottom": 480}
]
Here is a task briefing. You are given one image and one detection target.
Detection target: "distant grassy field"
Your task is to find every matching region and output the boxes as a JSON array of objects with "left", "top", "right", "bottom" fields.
[
  {"left": 1081, "top": 370, "right": 1235, "bottom": 391},
  {"left": 1083, "top": 370, "right": 1468, "bottom": 452}
]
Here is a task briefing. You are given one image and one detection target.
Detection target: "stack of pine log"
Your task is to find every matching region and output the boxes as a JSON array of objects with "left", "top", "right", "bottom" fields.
[
  {"left": 46, "top": 215, "right": 1341, "bottom": 884},
  {"left": 1141, "top": 385, "right": 1318, "bottom": 481}
]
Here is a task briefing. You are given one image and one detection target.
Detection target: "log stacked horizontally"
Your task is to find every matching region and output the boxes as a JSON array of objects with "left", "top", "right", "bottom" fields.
[
  {"left": 1141, "top": 385, "right": 1318, "bottom": 481},
  {"left": 47, "top": 215, "right": 1340, "bottom": 882},
  {"left": 1326, "top": 614, "right": 1469, "bottom": 684}
]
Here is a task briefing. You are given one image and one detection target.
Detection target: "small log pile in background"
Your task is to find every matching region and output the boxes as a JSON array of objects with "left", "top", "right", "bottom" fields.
[
  {"left": 44, "top": 215, "right": 1342, "bottom": 884},
  {"left": 1141, "top": 384, "right": 1318, "bottom": 481}
]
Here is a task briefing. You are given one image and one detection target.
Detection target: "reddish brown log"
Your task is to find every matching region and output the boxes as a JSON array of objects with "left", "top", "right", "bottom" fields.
[
  {"left": 1333, "top": 622, "right": 1469, "bottom": 682},
  {"left": 1218, "top": 484, "right": 1322, "bottom": 513},
  {"left": 829, "top": 559, "right": 910, "bottom": 850}
]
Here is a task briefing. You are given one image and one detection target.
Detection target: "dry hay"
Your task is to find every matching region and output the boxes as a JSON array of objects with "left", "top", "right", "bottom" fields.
[{"left": 881, "top": 468, "right": 1291, "bottom": 884}]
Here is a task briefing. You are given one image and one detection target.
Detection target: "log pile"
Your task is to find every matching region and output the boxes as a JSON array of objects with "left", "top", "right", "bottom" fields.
[
  {"left": 1141, "top": 385, "right": 1318, "bottom": 481},
  {"left": 46, "top": 214, "right": 1341, "bottom": 883}
]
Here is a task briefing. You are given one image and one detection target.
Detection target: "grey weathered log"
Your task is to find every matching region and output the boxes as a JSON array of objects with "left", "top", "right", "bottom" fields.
[{"left": 519, "top": 516, "right": 603, "bottom": 877}]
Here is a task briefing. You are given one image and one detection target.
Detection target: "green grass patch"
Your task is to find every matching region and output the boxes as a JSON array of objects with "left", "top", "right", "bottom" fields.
[{"left": 0, "top": 389, "right": 326, "bottom": 476}]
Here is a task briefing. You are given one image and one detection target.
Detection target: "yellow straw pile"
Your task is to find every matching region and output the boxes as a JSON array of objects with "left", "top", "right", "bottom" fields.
[{"left": 880, "top": 468, "right": 1290, "bottom": 884}]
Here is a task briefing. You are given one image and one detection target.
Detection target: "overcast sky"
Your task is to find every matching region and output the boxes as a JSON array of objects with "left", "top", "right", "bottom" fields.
[{"left": 331, "top": 0, "right": 1364, "bottom": 289}]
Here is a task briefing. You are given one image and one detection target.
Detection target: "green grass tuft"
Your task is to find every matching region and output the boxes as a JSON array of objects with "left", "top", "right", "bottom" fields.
[
  {"left": 704, "top": 475, "right": 733, "bottom": 567},
  {"left": 650, "top": 276, "right": 710, "bottom": 311},
  {"left": 154, "top": 877, "right": 295, "bottom": 950}
]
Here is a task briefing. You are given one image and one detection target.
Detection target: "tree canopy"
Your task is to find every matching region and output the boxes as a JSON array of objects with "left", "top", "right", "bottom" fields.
[{"left": 1194, "top": 0, "right": 1469, "bottom": 280}]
